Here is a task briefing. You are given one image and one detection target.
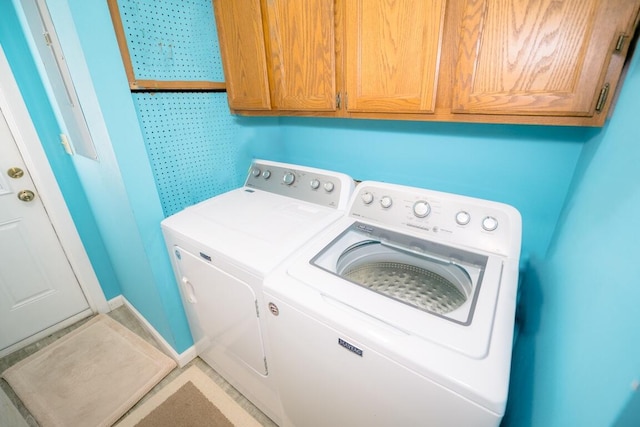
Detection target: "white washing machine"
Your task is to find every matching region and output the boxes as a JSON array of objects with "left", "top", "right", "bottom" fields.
[
  {"left": 264, "top": 181, "right": 522, "bottom": 427},
  {"left": 161, "top": 160, "right": 354, "bottom": 424}
]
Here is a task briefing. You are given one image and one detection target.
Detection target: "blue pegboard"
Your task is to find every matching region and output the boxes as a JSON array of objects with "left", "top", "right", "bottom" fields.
[
  {"left": 132, "top": 92, "right": 245, "bottom": 216},
  {"left": 116, "top": 0, "right": 224, "bottom": 81}
]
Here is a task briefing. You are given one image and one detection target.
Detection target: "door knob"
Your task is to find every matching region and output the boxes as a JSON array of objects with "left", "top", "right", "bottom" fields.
[
  {"left": 7, "top": 167, "right": 24, "bottom": 179},
  {"left": 17, "top": 190, "right": 35, "bottom": 202}
]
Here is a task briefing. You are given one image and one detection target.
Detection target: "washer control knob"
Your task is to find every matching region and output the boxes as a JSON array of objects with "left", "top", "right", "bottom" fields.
[
  {"left": 482, "top": 216, "right": 499, "bottom": 231},
  {"left": 412, "top": 200, "right": 431, "bottom": 218},
  {"left": 456, "top": 211, "right": 471, "bottom": 225},
  {"left": 323, "top": 181, "right": 335, "bottom": 192},
  {"left": 251, "top": 167, "right": 261, "bottom": 177},
  {"left": 310, "top": 179, "right": 320, "bottom": 189},
  {"left": 361, "top": 192, "right": 374, "bottom": 204},
  {"left": 380, "top": 196, "right": 393, "bottom": 209},
  {"left": 283, "top": 172, "right": 295, "bottom": 185},
  {"left": 262, "top": 170, "right": 271, "bottom": 179}
]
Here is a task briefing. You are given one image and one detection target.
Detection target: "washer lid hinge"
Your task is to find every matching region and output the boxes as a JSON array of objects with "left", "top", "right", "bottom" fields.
[{"left": 255, "top": 300, "right": 260, "bottom": 317}]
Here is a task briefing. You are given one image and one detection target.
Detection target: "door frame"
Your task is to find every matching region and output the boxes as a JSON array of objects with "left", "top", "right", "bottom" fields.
[{"left": 0, "top": 46, "right": 108, "bottom": 328}]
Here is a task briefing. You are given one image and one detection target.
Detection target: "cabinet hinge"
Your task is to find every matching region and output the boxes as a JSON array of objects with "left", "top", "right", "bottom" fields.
[
  {"left": 336, "top": 93, "right": 341, "bottom": 109},
  {"left": 615, "top": 34, "right": 627, "bottom": 52},
  {"left": 595, "top": 83, "right": 610, "bottom": 113}
]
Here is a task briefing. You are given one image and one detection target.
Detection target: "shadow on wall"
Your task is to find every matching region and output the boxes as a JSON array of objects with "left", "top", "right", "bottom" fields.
[
  {"left": 613, "top": 389, "right": 640, "bottom": 427},
  {"left": 501, "top": 258, "right": 545, "bottom": 427}
]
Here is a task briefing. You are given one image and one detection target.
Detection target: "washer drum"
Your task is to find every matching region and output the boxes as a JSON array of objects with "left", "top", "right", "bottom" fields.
[{"left": 336, "top": 241, "right": 472, "bottom": 315}]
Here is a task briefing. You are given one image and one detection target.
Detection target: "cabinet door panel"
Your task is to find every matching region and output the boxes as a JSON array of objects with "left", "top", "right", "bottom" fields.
[
  {"left": 345, "top": 0, "right": 446, "bottom": 113},
  {"left": 264, "top": 0, "right": 336, "bottom": 111},
  {"left": 453, "top": 0, "right": 640, "bottom": 116},
  {"left": 213, "top": 0, "right": 271, "bottom": 110}
]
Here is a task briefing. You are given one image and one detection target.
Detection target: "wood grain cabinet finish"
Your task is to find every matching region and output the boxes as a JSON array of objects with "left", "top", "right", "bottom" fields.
[
  {"left": 452, "top": 0, "right": 640, "bottom": 120},
  {"left": 344, "top": 0, "right": 446, "bottom": 114},
  {"left": 213, "top": 0, "right": 271, "bottom": 110},
  {"left": 264, "top": 0, "right": 337, "bottom": 111},
  {"left": 213, "top": 0, "right": 640, "bottom": 126}
]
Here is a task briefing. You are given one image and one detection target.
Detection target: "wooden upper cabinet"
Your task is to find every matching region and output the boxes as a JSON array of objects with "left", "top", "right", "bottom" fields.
[
  {"left": 213, "top": 0, "right": 271, "bottom": 110},
  {"left": 344, "top": 0, "right": 446, "bottom": 114},
  {"left": 263, "top": 0, "right": 337, "bottom": 111},
  {"left": 452, "top": 0, "right": 640, "bottom": 117},
  {"left": 213, "top": 0, "right": 640, "bottom": 125}
]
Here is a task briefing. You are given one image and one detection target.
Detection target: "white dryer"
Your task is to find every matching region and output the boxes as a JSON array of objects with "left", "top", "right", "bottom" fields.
[
  {"left": 161, "top": 160, "right": 354, "bottom": 424},
  {"left": 264, "top": 181, "right": 522, "bottom": 427}
]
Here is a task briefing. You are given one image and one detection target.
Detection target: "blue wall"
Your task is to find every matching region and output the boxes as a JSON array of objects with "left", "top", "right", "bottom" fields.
[
  {"left": 0, "top": 1, "right": 121, "bottom": 300},
  {"left": 49, "top": 0, "right": 194, "bottom": 352},
  {"left": 506, "top": 49, "right": 640, "bottom": 427}
]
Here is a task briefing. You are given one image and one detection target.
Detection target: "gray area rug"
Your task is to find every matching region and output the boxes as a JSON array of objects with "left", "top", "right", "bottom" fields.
[
  {"left": 115, "top": 365, "right": 261, "bottom": 427},
  {"left": 1, "top": 314, "right": 175, "bottom": 427}
]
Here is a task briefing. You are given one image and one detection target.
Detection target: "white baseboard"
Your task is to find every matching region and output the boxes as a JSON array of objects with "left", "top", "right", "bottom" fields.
[
  {"left": 107, "top": 296, "right": 197, "bottom": 368},
  {"left": 107, "top": 295, "right": 125, "bottom": 311}
]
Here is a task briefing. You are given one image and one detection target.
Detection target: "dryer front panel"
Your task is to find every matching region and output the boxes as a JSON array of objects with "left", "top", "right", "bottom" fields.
[{"left": 173, "top": 246, "right": 267, "bottom": 375}]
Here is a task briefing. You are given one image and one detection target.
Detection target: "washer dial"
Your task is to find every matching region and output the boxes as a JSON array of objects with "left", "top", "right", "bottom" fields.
[
  {"left": 412, "top": 200, "right": 431, "bottom": 218},
  {"left": 455, "top": 211, "right": 471, "bottom": 225},
  {"left": 482, "top": 216, "right": 499, "bottom": 231},
  {"left": 310, "top": 179, "right": 320, "bottom": 189},
  {"left": 380, "top": 196, "right": 393, "bottom": 209},
  {"left": 262, "top": 170, "right": 271, "bottom": 179},
  {"left": 361, "top": 192, "right": 374, "bottom": 204},
  {"left": 251, "top": 167, "right": 261, "bottom": 177}
]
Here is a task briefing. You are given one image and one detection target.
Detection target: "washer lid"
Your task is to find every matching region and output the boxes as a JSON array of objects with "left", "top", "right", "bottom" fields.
[
  {"left": 287, "top": 220, "right": 507, "bottom": 359},
  {"left": 312, "top": 222, "right": 486, "bottom": 325}
]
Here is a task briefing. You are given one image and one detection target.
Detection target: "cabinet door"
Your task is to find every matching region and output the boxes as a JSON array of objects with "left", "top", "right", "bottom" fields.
[
  {"left": 453, "top": 0, "right": 640, "bottom": 116},
  {"left": 213, "top": 0, "right": 271, "bottom": 110},
  {"left": 345, "top": 0, "right": 446, "bottom": 114},
  {"left": 263, "top": 0, "right": 337, "bottom": 111}
]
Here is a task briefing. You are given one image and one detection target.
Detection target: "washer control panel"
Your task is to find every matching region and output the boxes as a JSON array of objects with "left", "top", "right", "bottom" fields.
[
  {"left": 349, "top": 182, "right": 521, "bottom": 256},
  {"left": 244, "top": 160, "right": 355, "bottom": 209}
]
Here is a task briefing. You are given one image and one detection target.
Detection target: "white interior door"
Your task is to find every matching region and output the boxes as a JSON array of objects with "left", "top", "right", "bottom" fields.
[{"left": 0, "top": 108, "right": 90, "bottom": 353}]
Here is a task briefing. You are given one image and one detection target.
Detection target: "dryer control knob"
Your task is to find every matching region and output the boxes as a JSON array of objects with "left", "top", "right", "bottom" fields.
[
  {"left": 283, "top": 172, "right": 295, "bottom": 185},
  {"left": 361, "top": 192, "right": 374, "bottom": 204},
  {"left": 482, "top": 216, "right": 499, "bottom": 231},
  {"left": 262, "top": 170, "right": 271, "bottom": 179},
  {"left": 413, "top": 200, "right": 431, "bottom": 218},
  {"left": 324, "top": 181, "right": 335, "bottom": 192},
  {"left": 380, "top": 196, "right": 393, "bottom": 209},
  {"left": 251, "top": 167, "right": 261, "bottom": 177},
  {"left": 310, "top": 179, "right": 320, "bottom": 189}
]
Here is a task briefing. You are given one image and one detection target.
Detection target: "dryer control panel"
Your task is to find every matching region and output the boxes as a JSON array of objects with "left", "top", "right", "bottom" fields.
[
  {"left": 244, "top": 160, "right": 355, "bottom": 210},
  {"left": 349, "top": 182, "right": 522, "bottom": 257}
]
